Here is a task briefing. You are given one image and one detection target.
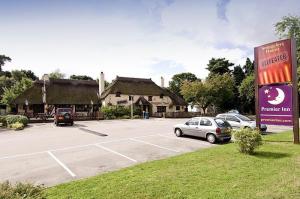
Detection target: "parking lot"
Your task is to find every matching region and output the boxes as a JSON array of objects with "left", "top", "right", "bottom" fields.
[
  {"left": 0, "top": 118, "right": 217, "bottom": 186},
  {"left": 0, "top": 118, "right": 292, "bottom": 186}
]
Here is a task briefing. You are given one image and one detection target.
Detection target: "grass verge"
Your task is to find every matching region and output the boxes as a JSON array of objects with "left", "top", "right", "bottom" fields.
[{"left": 47, "top": 131, "right": 300, "bottom": 199}]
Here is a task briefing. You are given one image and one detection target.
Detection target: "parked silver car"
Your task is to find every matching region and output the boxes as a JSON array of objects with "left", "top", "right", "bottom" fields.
[
  {"left": 173, "top": 117, "right": 232, "bottom": 144},
  {"left": 216, "top": 113, "right": 267, "bottom": 131}
]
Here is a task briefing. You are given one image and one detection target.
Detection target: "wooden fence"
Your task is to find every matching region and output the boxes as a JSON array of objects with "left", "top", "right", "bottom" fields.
[{"left": 152, "top": 112, "right": 215, "bottom": 118}]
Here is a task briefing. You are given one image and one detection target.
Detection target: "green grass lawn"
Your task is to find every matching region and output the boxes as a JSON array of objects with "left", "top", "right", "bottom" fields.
[{"left": 47, "top": 132, "right": 300, "bottom": 199}]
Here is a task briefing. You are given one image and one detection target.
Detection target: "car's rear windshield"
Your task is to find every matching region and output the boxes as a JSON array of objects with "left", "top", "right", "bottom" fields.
[
  {"left": 235, "top": 114, "right": 252, "bottom": 121},
  {"left": 214, "top": 119, "right": 231, "bottom": 127},
  {"left": 57, "top": 108, "right": 72, "bottom": 114}
]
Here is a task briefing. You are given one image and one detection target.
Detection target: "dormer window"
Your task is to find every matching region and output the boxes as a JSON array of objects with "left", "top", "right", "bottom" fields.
[
  {"left": 160, "top": 94, "right": 164, "bottom": 99},
  {"left": 148, "top": 96, "right": 152, "bottom": 101},
  {"left": 116, "top": 92, "right": 121, "bottom": 97}
]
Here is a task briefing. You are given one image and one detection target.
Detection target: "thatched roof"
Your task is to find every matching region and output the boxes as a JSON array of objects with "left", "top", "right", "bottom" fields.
[
  {"left": 101, "top": 76, "right": 187, "bottom": 106},
  {"left": 135, "top": 96, "right": 151, "bottom": 106},
  {"left": 13, "top": 78, "right": 99, "bottom": 105}
]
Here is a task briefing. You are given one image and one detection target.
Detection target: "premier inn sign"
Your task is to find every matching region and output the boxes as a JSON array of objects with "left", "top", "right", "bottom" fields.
[
  {"left": 254, "top": 38, "right": 299, "bottom": 143},
  {"left": 259, "top": 84, "right": 292, "bottom": 126}
]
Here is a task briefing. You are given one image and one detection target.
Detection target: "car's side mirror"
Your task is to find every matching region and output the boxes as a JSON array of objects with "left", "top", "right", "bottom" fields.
[{"left": 185, "top": 122, "right": 189, "bottom": 125}]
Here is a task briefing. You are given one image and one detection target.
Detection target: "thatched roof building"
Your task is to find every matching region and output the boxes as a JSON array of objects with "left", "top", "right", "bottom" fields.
[
  {"left": 14, "top": 78, "right": 99, "bottom": 105},
  {"left": 100, "top": 76, "right": 187, "bottom": 106}
]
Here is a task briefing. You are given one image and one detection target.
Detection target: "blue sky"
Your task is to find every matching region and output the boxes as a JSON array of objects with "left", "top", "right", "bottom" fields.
[{"left": 1, "top": 0, "right": 300, "bottom": 85}]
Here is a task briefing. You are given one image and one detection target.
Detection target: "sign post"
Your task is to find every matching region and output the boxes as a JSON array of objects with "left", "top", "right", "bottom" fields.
[
  {"left": 291, "top": 38, "right": 299, "bottom": 144},
  {"left": 254, "top": 38, "right": 299, "bottom": 144}
]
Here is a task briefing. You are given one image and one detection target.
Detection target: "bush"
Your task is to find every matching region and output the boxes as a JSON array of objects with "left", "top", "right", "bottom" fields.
[
  {"left": 133, "top": 107, "right": 142, "bottom": 115},
  {"left": 101, "top": 106, "right": 131, "bottom": 119},
  {"left": 9, "top": 122, "right": 24, "bottom": 130},
  {"left": 234, "top": 128, "right": 262, "bottom": 154},
  {"left": 5, "top": 115, "right": 29, "bottom": 126},
  {"left": 0, "top": 116, "right": 7, "bottom": 127},
  {"left": 0, "top": 181, "right": 46, "bottom": 199}
]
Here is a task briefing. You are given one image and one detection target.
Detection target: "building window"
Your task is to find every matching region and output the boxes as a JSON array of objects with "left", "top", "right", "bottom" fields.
[
  {"left": 75, "top": 105, "right": 89, "bottom": 112},
  {"left": 129, "top": 96, "right": 134, "bottom": 101},
  {"left": 160, "top": 94, "right": 164, "bottom": 99},
  {"left": 157, "top": 106, "right": 166, "bottom": 113},
  {"left": 116, "top": 92, "right": 121, "bottom": 97},
  {"left": 176, "top": 106, "right": 180, "bottom": 111},
  {"left": 148, "top": 96, "right": 152, "bottom": 101}
]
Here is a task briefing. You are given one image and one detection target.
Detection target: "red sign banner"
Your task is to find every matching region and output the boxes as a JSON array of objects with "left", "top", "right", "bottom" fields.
[{"left": 255, "top": 39, "right": 292, "bottom": 85}]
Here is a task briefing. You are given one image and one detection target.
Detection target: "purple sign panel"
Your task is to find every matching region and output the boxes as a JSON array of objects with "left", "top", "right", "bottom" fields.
[{"left": 259, "top": 84, "right": 293, "bottom": 126}]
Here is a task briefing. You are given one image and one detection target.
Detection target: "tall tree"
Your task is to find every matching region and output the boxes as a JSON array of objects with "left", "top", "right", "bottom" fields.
[
  {"left": 49, "top": 69, "right": 65, "bottom": 79},
  {"left": 181, "top": 73, "right": 235, "bottom": 113},
  {"left": 239, "top": 74, "right": 255, "bottom": 114},
  {"left": 11, "top": 70, "right": 38, "bottom": 82},
  {"left": 70, "top": 75, "right": 93, "bottom": 81},
  {"left": 243, "top": 58, "right": 254, "bottom": 76},
  {"left": 232, "top": 65, "right": 245, "bottom": 86},
  {"left": 275, "top": 15, "right": 300, "bottom": 65},
  {"left": 275, "top": 15, "right": 300, "bottom": 92},
  {"left": 206, "top": 58, "right": 233, "bottom": 77},
  {"left": 0, "top": 55, "right": 11, "bottom": 72},
  {"left": 181, "top": 80, "right": 213, "bottom": 114},
  {"left": 21, "top": 70, "right": 38, "bottom": 81},
  {"left": 1, "top": 77, "right": 33, "bottom": 106},
  {"left": 232, "top": 65, "right": 245, "bottom": 111},
  {"left": 206, "top": 73, "right": 235, "bottom": 112},
  {"left": 169, "top": 72, "right": 198, "bottom": 97}
]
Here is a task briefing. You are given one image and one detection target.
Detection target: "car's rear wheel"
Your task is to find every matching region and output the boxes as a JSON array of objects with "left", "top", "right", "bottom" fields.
[
  {"left": 207, "top": 134, "right": 216, "bottom": 144},
  {"left": 175, "top": 128, "right": 182, "bottom": 137}
]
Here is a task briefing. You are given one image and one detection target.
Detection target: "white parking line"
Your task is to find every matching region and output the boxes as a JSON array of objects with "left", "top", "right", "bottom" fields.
[
  {"left": 47, "top": 151, "right": 76, "bottom": 178},
  {"left": 94, "top": 144, "right": 137, "bottom": 163},
  {"left": 129, "top": 138, "right": 180, "bottom": 153},
  {"left": 0, "top": 134, "right": 175, "bottom": 161},
  {"left": 157, "top": 134, "right": 212, "bottom": 146},
  {"left": 0, "top": 151, "right": 46, "bottom": 161}
]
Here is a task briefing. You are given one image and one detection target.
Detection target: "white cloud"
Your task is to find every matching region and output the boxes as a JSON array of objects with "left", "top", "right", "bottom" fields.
[{"left": 2, "top": 0, "right": 300, "bottom": 86}]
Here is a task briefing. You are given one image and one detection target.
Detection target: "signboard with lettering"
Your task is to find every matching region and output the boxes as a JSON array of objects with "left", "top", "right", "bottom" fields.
[
  {"left": 256, "top": 39, "right": 292, "bottom": 85},
  {"left": 259, "top": 84, "right": 292, "bottom": 126},
  {"left": 254, "top": 38, "right": 299, "bottom": 143},
  {"left": 117, "top": 100, "right": 128, "bottom": 105}
]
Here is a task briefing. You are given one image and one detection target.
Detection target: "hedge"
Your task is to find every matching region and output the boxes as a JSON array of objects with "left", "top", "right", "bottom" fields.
[{"left": 5, "top": 115, "right": 29, "bottom": 126}]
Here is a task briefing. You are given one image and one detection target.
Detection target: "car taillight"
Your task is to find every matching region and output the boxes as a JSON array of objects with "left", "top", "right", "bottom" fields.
[{"left": 216, "top": 127, "right": 221, "bottom": 134}]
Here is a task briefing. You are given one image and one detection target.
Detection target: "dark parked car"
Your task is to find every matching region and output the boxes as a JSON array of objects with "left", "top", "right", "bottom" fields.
[{"left": 54, "top": 108, "right": 74, "bottom": 126}]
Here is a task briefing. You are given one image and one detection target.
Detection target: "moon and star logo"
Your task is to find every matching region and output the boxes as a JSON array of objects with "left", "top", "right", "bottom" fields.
[{"left": 264, "top": 87, "right": 285, "bottom": 105}]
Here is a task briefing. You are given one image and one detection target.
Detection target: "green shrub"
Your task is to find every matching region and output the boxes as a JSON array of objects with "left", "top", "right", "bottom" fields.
[
  {"left": 9, "top": 122, "right": 24, "bottom": 130},
  {"left": 115, "top": 106, "right": 130, "bottom": 117},
  {"left": 0, "top": 181, "right": 46, "bottom": 199},
  {"left": 133, "top": 107, "right": 142, "bottom": 115},
  {"left": 234, "top": 128, "right": 262, "bottom": 154},
  {"left": 0, "top": 116, "right": 7, "bottom": 127},
  {"left": 101, "top": 105, "right": 131, "bottom": 119},
  {"left": 101, "top": 106, "right": 115, "bottom": 119},
  {"left": 5, "top": 115, "right": 29, "bottom": 126}
]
